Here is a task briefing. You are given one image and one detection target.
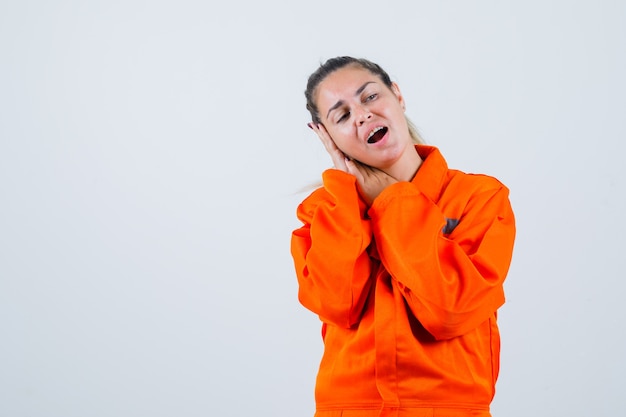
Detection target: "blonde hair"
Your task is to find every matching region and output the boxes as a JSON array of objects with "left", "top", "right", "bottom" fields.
[{"left": 406, "top": 116, "right": 425, "bottom": 144}]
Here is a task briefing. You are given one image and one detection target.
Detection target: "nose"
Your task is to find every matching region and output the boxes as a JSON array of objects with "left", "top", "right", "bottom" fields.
[{"left": 356, "top": 106, "right": 372, "bottom": 125}]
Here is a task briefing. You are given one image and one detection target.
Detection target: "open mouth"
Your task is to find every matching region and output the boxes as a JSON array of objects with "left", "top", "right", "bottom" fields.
[{"left": 367, "top": 127, "right": 388, "bottom": 144}]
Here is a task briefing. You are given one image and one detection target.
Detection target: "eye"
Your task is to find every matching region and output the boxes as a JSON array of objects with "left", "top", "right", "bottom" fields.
[
  {"left": 337, "top": 112, "right": 350, "bottom": 123},
  {"left": 365, "top": 93, "right": 378, "bottom": 102}
]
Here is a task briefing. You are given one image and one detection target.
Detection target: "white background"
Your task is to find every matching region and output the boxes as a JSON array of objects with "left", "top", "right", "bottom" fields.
[{"left": 1, "top": 1, "right": 624, "bottom": 416}]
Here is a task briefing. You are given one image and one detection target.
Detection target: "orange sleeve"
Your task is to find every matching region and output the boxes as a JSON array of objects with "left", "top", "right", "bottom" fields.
[
  {"left": 291, "top": 169, "right": 374, "bottom": 328},
  {"left": 368, "top": 177, "right": 515, "bottom": 340}
]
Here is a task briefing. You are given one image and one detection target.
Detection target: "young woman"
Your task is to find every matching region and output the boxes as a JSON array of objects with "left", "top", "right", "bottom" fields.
[{"left": 291, "top": 56, "right": 516, "bottom": 417}]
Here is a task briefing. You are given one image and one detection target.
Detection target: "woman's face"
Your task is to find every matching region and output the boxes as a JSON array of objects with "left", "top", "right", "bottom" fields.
[{"left": 315, "top": 65, "right": 413, "bottom": 171}]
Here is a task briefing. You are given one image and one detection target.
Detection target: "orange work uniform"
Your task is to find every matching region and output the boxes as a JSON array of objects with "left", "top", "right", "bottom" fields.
[{"left": 291, "top": 146, "right": 516, "bottom": 417}]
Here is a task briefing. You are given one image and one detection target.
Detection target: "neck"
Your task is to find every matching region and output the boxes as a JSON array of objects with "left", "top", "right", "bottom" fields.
[{"left": 383, "top": 143, "right": 422, "bottom": 182}]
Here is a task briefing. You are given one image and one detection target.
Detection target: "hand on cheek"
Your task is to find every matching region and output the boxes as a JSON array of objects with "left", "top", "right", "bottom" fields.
[{"left": 308, "top": 123, "right": 349, "bottom": 172}]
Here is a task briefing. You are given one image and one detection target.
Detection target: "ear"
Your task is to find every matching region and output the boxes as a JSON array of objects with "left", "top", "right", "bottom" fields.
[{"left": 391, "top": 82, "right": 406, "bottom": 111}]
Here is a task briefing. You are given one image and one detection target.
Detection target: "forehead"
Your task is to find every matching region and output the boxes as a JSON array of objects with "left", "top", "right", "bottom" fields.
[{"left": 315, "top": 66, "right": 380, "bottom": 109}]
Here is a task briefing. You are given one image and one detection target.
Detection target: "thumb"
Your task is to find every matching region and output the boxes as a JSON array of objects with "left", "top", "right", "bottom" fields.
[
  {"left": 344, "top": 157, "right": 356, "bottom": 174},
  {"left": 345, "top": 158, "right": 364, "bottom": 181}
]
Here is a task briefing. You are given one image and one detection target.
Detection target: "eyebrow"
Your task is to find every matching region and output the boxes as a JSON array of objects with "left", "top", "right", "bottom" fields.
[{"left": 325, "top": 81, "right": 376, "bottom": 119}]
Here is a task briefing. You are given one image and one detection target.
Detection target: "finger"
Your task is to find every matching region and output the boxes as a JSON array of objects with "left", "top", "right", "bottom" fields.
[
  {"left": 313, "top": 124, "right": 337, "bottom": 154},
  {"left": 345, "top": 157, "right": 364, "bottom": 181},
  {"left": 311, "top": 123, "right": 348, "bottom": 171},
  {"left": 347, "top": 158, "right": 371, "bottom": 177}
]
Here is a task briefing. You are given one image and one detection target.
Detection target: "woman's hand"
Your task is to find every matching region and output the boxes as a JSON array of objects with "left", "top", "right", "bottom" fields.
[
  {"left": 309, "top": 123, "right": 397, "bottom": 206},
  {"left": 345, "top": 159, "right": 397, "bottom": 206},
  {"left": 309, "top": 123, "right": 349, "bottom": 172}
]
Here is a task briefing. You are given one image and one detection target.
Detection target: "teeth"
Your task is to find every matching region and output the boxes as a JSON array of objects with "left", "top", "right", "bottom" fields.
[{"left": 367, "top": 126, "right": 384, "bottom": 140}]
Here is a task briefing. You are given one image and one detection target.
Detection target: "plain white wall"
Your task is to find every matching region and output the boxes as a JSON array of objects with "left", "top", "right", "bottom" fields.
[{"left": 1, "top": 1, "right": 624, "bottom": 416}]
